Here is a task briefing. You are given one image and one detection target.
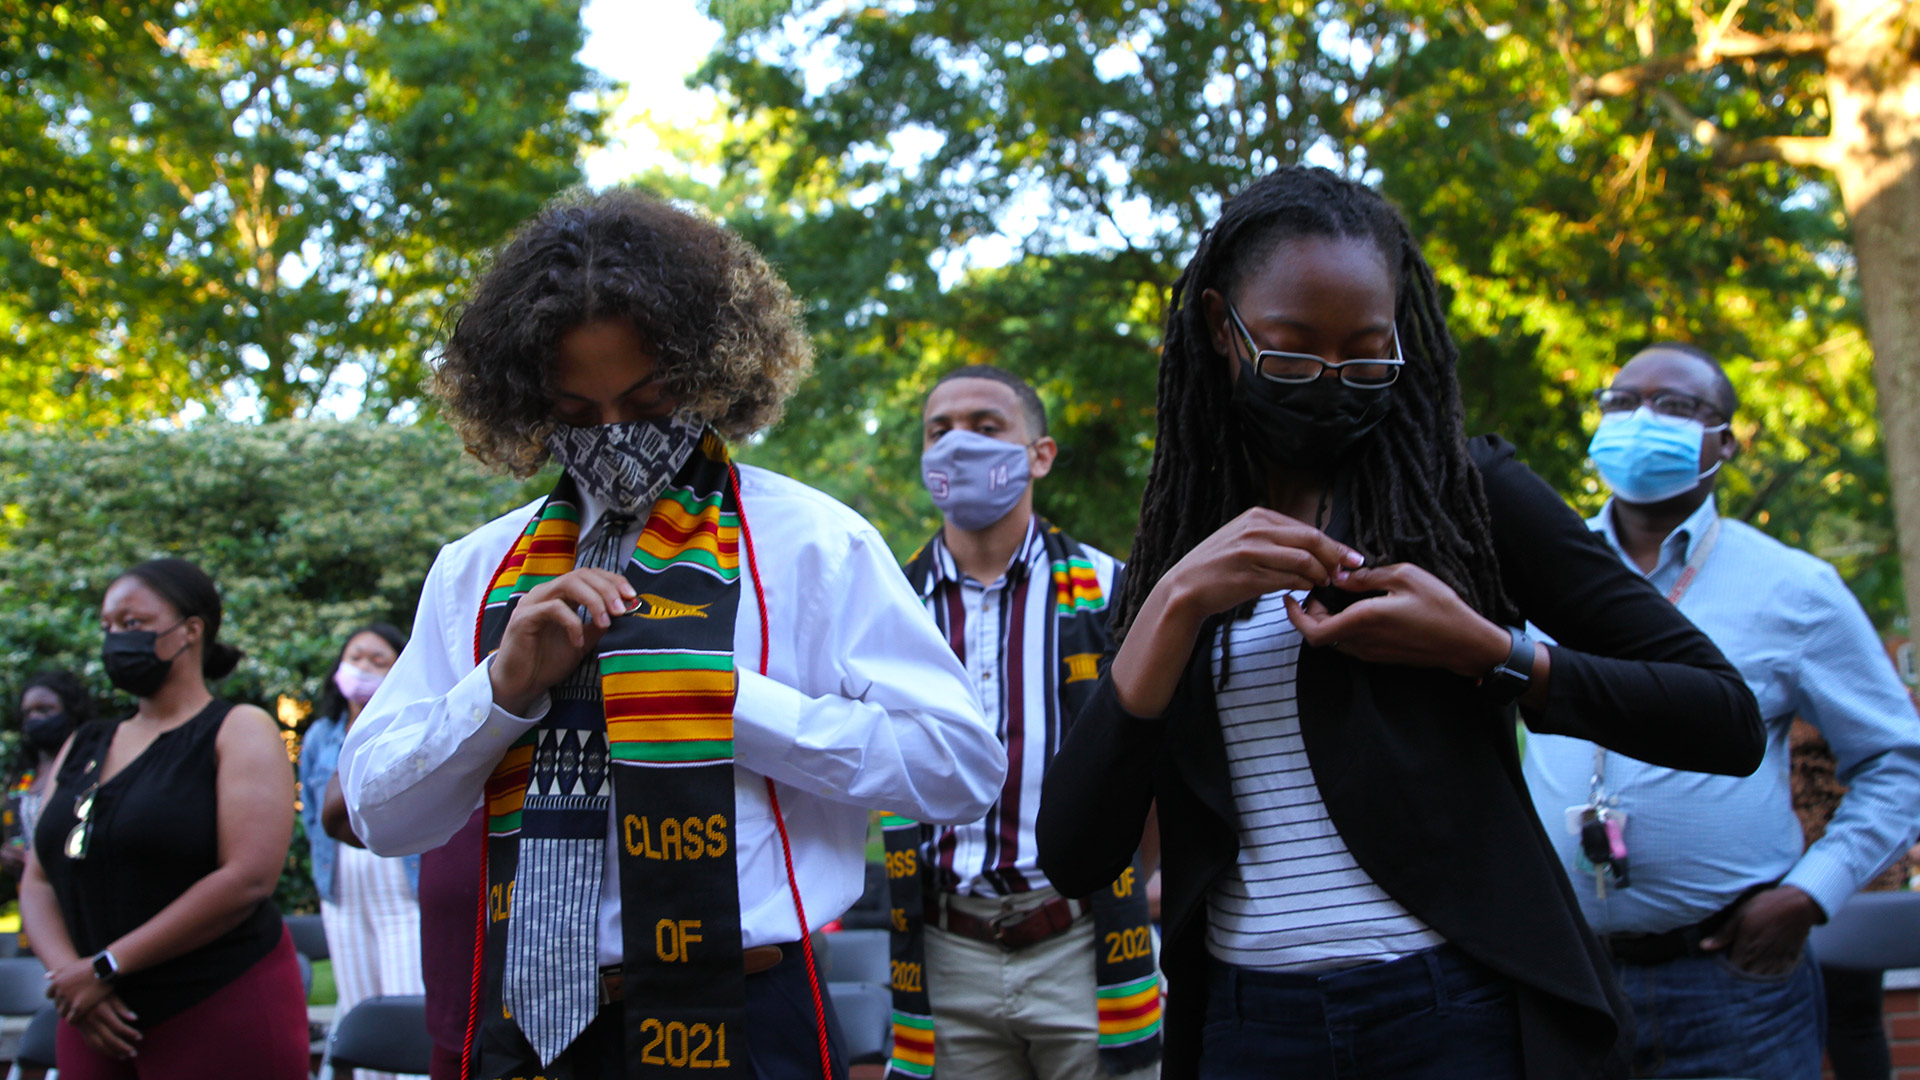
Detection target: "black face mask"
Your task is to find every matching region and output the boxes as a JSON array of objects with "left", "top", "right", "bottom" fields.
[
  {"left": 1229, "top": 356, "right": 1394, "bottom": 469},
  {"left": 102, "top": 624, "right": 183, "bottom": 698},
  {"left": 23, "top": 712, "right": 70, "bottom": 753}
]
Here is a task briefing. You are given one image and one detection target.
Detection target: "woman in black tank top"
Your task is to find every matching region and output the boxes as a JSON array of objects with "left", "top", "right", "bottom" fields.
[{"left": 20, "top": 558, "right": 308, "bottom": 1078}]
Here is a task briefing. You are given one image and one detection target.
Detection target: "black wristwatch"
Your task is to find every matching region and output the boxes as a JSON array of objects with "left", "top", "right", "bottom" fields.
[
  {"left": 1479, "top": 626, "right": 1536, "bottom": 704},
  {"left": 90, "top": 950, "right": 118, "bottom": 984}
]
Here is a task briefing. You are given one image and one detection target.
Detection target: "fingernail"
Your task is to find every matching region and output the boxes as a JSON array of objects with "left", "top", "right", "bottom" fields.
[
  {"left": 1335, "top": 568, "right": 1350, "bottom": 584},
  {"left": 1344, "top": 551, "right": 1365, "bottom": 567}
]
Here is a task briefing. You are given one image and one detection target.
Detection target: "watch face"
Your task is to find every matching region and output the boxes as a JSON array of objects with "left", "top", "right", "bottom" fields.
[{"left": 92, "top": 953, "right": 114, "bottom": 980}]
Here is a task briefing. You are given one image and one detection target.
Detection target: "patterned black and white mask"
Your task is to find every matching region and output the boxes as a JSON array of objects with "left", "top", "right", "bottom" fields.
[{"left": 544, "top": 412, "right": 706, "bottom": 516}]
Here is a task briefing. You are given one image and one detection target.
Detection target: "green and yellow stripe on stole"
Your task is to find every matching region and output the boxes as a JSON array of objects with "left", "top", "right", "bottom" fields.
[
  {"left": 601, "top": 649, "right": 735, "bottom": 765},
  {"left": 634, "top": 486, "right": 741, "bottom": 580},
  {"left": 484, "top": 502, "right": 582, "bottom": 606},
  {"left": 1095, "top": 974, "right": 1163, "bottom": 1046},
  {"left": 1050, "top": 555, "right": 1103, "bottom": 615},
  {"left": 485, "top": 732, "right": 538, "bottom": 836}
]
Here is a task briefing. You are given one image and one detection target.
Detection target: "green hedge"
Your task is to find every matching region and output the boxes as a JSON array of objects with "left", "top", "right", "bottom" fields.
[{"left": 0, "top": 421, "right": 540, "bottom": 911}]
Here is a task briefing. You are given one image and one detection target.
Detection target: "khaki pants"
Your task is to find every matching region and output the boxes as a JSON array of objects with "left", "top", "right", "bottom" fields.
[{"left": 924, "top": 886, "right": 1160, "bottom": 1080}]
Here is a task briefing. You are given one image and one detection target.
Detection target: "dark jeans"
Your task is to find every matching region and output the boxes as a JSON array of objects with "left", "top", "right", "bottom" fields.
[
  {"left": 1614, "top": 948, "right": 1824, "bottom": 1080},
  {"left": 1823, "top": 965, "right": 1889, "bottom": 1080},
  {"left": 528, "top": 949, "right": 849, "bottom": 1080},
  {"left": 1198, "top": 945, "right": 1524, "bottom": 1079}
]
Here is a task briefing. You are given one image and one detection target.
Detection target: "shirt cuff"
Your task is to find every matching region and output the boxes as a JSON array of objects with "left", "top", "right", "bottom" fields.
[
  {"left": 1781, "top": 851, "right": 1860, "bottom": 922},
  {"left": 732, "top": 669, "right": 816, "bottom": 789},
  {"left": 360, "top": 660, "right": 547, "bottom": 809},
  {"left": 477, "top": 654, "right": 551, "bottom": 727}
]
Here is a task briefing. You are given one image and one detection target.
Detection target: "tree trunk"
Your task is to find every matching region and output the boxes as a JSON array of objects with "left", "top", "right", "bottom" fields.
[{"left": 1824, "top": 0, "right": 1920, "bottom": 625}]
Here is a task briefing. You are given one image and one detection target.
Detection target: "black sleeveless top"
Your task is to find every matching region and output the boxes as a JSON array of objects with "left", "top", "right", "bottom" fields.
[{"left": 36, "top": 700, "right": 283, "bottom": 1027}]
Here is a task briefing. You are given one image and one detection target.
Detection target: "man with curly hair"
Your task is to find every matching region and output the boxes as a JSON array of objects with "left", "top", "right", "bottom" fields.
[{"left": 340, "top": 188, "right": 1007, "bottom": 1080}]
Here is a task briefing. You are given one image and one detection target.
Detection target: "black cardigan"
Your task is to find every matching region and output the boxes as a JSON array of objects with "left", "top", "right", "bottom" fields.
[{"left": 1036, "top": 436, "right": 1763, "bottom": 1080}]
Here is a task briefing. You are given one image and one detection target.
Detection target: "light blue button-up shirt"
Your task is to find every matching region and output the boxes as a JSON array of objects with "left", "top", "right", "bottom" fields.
[{"left": 1523, "top": 495, "right": 1920, "bottom": 933}]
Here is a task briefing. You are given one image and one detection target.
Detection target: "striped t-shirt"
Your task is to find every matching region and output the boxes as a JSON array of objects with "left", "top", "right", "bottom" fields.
[{"left": 1205, "top": 591, "right": 1444, "bottom": 972}]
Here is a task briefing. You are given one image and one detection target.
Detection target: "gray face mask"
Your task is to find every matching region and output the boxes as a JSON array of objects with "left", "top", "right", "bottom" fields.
[
  {"left": 921, "top": 429, "right": 1032, "bottom": 531},
  {"left": 545, "top": 411, "right": 705, "bottom": 516}
]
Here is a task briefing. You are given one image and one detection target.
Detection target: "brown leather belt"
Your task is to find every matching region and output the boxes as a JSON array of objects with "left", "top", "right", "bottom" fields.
[
  {"left": 924, "top": 893, "right": 1086, "bottom": 951},
  {"left": 597, "top": 945, "right": 784, "bottom": 1005}
]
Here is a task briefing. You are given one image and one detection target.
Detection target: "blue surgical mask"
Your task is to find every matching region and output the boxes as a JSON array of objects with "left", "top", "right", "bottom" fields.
[
  {"left": 1588, "top": 408, "right": 1726, "bottom": 504},
  {"left": 921, "top": 430, "right": 1032, "bottom": 531}
]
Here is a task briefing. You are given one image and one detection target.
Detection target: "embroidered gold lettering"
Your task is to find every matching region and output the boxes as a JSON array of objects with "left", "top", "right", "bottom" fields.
[
  {"left": 656, "top": 918, "right": 704, "bottom": 963},
  {"left": 640, "top": 1020, "right": 730, "bottom": 1068},
  {"left": 623, "top": 814, "right": 652, "bottom": 858}
]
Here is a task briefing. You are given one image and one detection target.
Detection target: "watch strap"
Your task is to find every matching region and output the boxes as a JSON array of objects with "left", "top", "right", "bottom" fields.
[{"left": 1479, "top": 626, "right": 1534, "bottom": 702}]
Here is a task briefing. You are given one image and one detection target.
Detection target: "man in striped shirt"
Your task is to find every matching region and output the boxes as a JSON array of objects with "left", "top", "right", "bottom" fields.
[{"left": 899, "top": 366, "right": 1159, "bottom": 1080}]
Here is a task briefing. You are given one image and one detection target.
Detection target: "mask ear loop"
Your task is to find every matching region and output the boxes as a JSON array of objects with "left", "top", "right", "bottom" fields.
[{"left": 1697, "top": 416, "right": 1733, "bottom": 484}]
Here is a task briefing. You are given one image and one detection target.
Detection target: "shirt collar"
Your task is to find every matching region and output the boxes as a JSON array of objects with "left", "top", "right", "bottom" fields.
[
  {"left": 1591, "top": 495, "right": 1722, "bottom": 571},
  {"left": 930, "top": 514, "right": 1044, "bottom": 588}
]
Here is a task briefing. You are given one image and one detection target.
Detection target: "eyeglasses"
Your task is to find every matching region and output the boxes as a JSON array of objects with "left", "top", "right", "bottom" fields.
[
  {"left": 64, "top": 780, "right": 98, "bottom": 861},
  {"left": 1228, "top": 305, "right": 1403, "bottom": 389},
  {"left": 1593, "top": 387, "right": 1726, "bottom": 426}
]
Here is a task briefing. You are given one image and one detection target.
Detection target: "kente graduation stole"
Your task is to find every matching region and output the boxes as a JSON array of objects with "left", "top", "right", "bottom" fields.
[
  {"left": 471, "top": 431, "right": 750, "bottom": 1079},
  {"left": 887, "top": 520, "right": 1163, "bottom": 1078}
]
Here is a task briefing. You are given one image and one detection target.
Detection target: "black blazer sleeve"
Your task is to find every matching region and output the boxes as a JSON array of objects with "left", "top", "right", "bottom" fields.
[
  {"left": 1474, "top": 436, "right": 1765, "bottom": 775},
  {"left": 1037, "top": 672, "right": 1164, "bottom": 899}
]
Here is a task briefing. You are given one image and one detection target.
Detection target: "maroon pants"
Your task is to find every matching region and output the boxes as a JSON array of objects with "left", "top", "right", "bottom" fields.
[{"left": 56, "top": 927, "right": 309, "bottom": 1080}]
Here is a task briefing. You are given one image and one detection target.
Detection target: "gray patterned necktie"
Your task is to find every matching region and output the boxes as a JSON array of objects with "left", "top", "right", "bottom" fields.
[{"left": 501, "top": 511, "right": 634, "bottom": 1065}]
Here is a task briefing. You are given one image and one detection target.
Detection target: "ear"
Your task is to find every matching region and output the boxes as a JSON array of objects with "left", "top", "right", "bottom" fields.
[
  {"left": 1200, "top": 288, "right": 1238, "bottom": 362},
  {"left": 1713, "top": 425, "right": 1738, "bottom": 465},
  {"left": 1028, "top": 436, "right": 1059, "bottom": 481}
]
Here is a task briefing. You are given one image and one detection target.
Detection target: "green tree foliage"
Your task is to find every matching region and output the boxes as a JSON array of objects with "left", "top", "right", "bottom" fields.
[
  {"left": 689, "top": 0, "right": 1900, "bottom": 618},
  {"left": 0, "top": 421, "right": 537, "bottom": 907},
  {"left": 0, "top": 0, "right": 606, "bottom": 423}
]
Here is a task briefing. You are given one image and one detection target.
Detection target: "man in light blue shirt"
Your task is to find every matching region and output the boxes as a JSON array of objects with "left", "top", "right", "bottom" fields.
[{"left": 1524, "top": 342, "right": 1920, "bottom": 1080}]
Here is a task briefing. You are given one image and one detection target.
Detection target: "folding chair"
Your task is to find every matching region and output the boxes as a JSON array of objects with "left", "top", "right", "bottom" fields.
[
  {"left": 826, "top": 981, "right": 892, "bottom": 1066},
  {"left": 326, "top": 994, "right": 432, "bottom": 1075},
  {"left": 823, "top": 929, "right": 890, "bottom": 986},
  {"left": 1809, "top": 890, "right": 1920, "bottom": 971},
  {"left": 285, "top": 913, "right": 330, "bottom": 962}
]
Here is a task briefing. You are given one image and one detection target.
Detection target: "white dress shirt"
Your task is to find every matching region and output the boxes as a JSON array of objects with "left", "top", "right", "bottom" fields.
[{"left": 341, "top": 463, "right": 1007, "bottom": 962}]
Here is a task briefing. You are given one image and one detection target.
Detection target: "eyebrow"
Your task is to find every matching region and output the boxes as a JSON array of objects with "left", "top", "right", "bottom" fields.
[
  {"left": 926, "top": 407, "right": 1014, "bottom": 425},
  {"left": 554, "top": 374, "right": 664, "bottom": 403},
  {"left": 1242, "top": 314, "right": 1395, "bottom": 339}
]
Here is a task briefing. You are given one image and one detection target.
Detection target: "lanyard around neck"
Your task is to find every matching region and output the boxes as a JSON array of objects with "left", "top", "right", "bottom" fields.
[{"left": 1591, "top": 515, "right": 1723, "bottom": 798}]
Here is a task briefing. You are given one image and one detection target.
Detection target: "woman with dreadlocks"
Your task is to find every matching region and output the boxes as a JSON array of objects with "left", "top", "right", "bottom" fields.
[{"left": 1035, "top": 166, "right": 1763, "bottom": 1079}]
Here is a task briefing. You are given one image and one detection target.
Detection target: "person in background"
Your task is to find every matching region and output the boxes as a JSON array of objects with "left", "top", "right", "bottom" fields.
[
  {"left": 340, "top": 187, "right": 1005, "bottom": 1079},
  {"left": 1792, "top": 717, "right": 1914, "bottom": 1080},
  {"left": 298, "top": 622, "right": 422, "bottom": 1080},
  {"left": 1523, "top": 343, "right": 1920, "bottom": 1080},
  {"left": 1037, "top": 167, "right": 1764, "bottom": 1080},
  {"left": 21, "top": 557, "right": 307, "bottom": 1078},
  {"left": 4, "top": 671, "right": 92, "bottom": 894},
  {"left": 887, "top": 365, "right": 1160, "bottom": 1080},
  {"left": 321, "top": 728, "right": 479, "bottom": 1080}
]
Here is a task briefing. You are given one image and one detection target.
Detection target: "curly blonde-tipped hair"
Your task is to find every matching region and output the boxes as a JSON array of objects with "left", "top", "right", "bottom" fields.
[{"left": 432, "top": 187, "right": 814, "bottom": 476}]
